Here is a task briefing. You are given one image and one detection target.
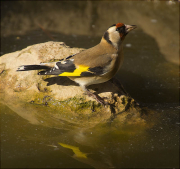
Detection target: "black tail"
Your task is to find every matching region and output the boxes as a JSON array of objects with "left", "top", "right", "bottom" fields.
[{"left": 17, "top": 65, "right": 50, "bottom": 71}]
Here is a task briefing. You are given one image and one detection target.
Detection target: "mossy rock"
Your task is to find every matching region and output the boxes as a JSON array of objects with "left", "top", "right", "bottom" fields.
[{"left": 0, "top": 41, "right": 154, "bottom": 130}]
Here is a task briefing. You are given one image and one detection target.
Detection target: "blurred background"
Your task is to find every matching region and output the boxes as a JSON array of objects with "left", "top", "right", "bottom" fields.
[{"left": 1, "top": 1, "right": 179, "bottom": 168}]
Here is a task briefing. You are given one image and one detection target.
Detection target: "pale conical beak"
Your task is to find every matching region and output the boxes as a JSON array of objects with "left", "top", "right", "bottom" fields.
[{"left": 125, "top": 25, "right": 137, "bottom": 33}]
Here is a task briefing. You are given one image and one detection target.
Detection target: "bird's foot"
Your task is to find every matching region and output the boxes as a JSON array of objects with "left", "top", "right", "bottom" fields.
[{"left": 84, "top": 90, "right": 109, "bottom": 106}]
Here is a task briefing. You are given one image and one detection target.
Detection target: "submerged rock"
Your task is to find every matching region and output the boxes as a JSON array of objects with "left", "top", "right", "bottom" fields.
[{"left": 0, "top": 42, "right": 152, "bottom": 128}]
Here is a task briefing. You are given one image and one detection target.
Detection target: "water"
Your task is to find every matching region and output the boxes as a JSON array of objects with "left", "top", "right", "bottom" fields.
[
  {"left": 1, "top": 1, "right": 179, "bottom": 168},
  {"left": 1, "top": 103, "right": 179, "bottom": 168}
]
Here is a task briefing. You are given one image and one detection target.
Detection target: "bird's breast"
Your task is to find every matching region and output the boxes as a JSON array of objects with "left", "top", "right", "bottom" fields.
[{"left": 104, "top": 51, "right": 124, "bottom": 78}]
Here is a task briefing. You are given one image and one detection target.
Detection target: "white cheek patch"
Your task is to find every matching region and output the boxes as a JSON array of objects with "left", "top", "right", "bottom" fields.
[
  {"left": 108, "top": 31, "right": 120, "bottom": 49},
  {"left": 108, "top": 26, "right": 116, "bottom": 33}
]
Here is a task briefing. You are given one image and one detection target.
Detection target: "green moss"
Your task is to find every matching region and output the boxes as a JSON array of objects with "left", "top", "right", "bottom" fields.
[
  {"left": 7, "top": 89, "right": 147, "bottom": 128},
  {"left": 30, "top": 94, "right": 104, "bottom": 121},
  {"left": 61, "top": 97, "right": 91, "bottom": 110},
  {"left": 16, "top": 87, "right": 143, "bottom": 127},
  {"left": 33, "top": 94, "right": 84, "bottom": 107}
]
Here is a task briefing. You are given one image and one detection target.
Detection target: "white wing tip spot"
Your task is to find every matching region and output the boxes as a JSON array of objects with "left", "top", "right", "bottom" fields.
[
  {"left": 18, "top": 66, "right": 25, "bottom": 70},
  {"left": 55, "top": 65, "right": 59, "bottom": 69},
  {"left": 61, "top": 61, "right": 67, "bottom": 64}
]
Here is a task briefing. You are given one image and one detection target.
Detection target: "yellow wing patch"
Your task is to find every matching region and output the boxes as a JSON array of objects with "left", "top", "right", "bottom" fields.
[
  {"left": 59, "top": 65, "right": 89, "bottom": 76},
  {"left": 58, "top": 142, "right": 87, "bottom": 158}
]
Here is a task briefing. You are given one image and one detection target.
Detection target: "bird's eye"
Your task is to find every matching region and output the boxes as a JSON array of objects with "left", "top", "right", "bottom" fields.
[
  {"left": 116, "top": 27, "right": 120, "bottom": 31},
  {"left": 116, "top": 26, "right": 125, "bottom": 33}
]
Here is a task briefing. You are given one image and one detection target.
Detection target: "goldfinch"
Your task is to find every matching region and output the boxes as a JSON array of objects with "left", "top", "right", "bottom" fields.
[{"left": 17, "top": 23, "right": 136, "bottom": 105}]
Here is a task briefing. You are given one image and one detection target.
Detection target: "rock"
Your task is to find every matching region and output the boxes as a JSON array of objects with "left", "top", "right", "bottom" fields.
[{"left": 0, "top": 41, "right": 151, "bottom": 128}]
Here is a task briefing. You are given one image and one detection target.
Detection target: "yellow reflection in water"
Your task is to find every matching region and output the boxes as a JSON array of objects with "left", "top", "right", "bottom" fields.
[{"left": 58, "top": 142, "right": 87, "bottom": 159}]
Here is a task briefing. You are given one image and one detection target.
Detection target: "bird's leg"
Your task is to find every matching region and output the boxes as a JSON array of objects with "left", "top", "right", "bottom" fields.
[
  {"left": 110, "top": 78, "right": 129, "bottom": 96},
  {"left": 110, "top": 78, "right": 140, "bottom": 106},
  {"left": 81, "top": 85, "right": 108, "bottom": 106}
]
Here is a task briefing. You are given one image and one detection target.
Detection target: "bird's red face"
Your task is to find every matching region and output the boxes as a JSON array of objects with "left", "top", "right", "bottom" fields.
[
  {"left": 116, "top": 23, "right": 137, "bottom": 39},
  {"left": 103, "top": 23, "right": 137, "bottom": 49}
]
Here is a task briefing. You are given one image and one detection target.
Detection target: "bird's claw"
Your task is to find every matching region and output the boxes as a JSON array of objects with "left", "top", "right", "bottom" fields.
[{"left": 84, "top": 91, "right": 109, "bottom": 106}]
